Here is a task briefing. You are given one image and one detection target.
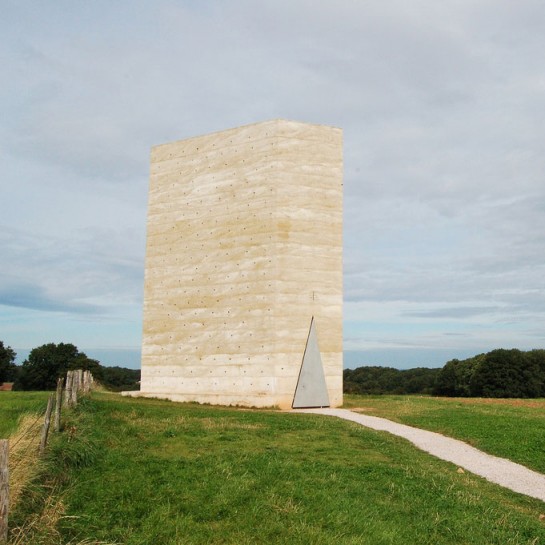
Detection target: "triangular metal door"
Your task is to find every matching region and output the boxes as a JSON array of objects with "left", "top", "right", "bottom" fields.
[{"left": 292, "top": 317, "right": 330, "bottom": 408}]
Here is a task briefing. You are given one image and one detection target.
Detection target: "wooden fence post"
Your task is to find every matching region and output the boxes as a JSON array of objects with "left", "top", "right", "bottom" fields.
[
  {"left": 66, "top": 370, "right": 78, "bottom": 407},
  {"left": 83, "top": 370, "right": 90, "bottom": 394},
  {"left": 73, "top": 370, "right": 80, "bottom": 405},
  {"left": 54, "top": 377, "right": 63, "bottom": 432},
  {"left": 64, "top": 371, "right": 73, "bottom": 407},
  {"left": 39, "top": 394, "right": 55, "bottom": 456},
  {"left": 72, "top": 370, "right": 77, "bottom": 395},
  {"left": 0, "top": 439, "right": 8, "bottom": 542},
  {"left": 71, "top": 372, "right": 78, "bottom": 406}
]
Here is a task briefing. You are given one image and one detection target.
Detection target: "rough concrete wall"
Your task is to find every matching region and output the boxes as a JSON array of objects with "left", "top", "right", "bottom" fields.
[
  {"left": 272, "top": 122, "right": 343, "bottom": 407},
  {"left": 139, "top": 119, "right": 342, "bottom": 408}
]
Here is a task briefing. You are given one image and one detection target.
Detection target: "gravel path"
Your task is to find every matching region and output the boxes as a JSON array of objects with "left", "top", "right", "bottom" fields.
[{"left": 294, "top": 408, "right": 545, "bottom": 503}]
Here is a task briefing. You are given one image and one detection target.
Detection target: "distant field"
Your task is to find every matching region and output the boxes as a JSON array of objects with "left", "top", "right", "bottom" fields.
[
  {"left": 343, "top": 394, "right": 545, "bottom": 474},
  {"left": 11, "top": 392, "right": 541, "bottom": 545},
  {"left": 0, "top": 391, "right": 49, "bottom": 436}
]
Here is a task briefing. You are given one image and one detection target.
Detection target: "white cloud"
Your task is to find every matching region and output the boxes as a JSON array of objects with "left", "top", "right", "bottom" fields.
[{"left": 1, "top": 0, "right": 545, "bottom": 364}]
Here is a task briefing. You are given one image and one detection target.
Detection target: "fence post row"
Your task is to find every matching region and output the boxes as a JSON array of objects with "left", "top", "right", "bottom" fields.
[
  {"left": 0, "top": 440, "right": 8, "bottom": 543},
  {"left": 0, "top": 370, "right": 93, "bottom": 540}
]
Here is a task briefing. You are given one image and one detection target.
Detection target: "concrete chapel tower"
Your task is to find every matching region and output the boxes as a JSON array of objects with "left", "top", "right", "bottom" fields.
[{"left": 138, "top": 120, "right": 343, "bottom": 408}]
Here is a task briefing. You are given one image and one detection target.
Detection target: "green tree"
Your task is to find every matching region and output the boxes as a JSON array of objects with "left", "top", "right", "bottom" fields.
[
  {"left": 101, "top": 366, "right": 141, "bottom": 391},
  {"left": 0, "top": 341, "right": 17, "bottom": 384},
  {"left": 433, "top": 359, "right": 458, "bottom": 396},
  {"left": 525, "top": 349, "right": 545, "bottom": 397},
  {"left": 344, "top": 366, "right": 439, "bottom": 395},
  {"left": 403, "top": 367, "right": 441, "bottom": 394},
  {"left": 344, "top": 366, "right": 402, "bottom": 395},
  {"left": 433, "top": 355, "right": 483, "bottom": 397},
  {"left": 14, "top": 342, "right": 104, "bottom": 391},
  {"left": 470, "top": 349, "right": 541, "bottom": 398}
]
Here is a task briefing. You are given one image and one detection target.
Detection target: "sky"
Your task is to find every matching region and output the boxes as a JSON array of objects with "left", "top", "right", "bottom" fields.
[{"left": 1, "top": 1, "right": 545, "bottom": 370}]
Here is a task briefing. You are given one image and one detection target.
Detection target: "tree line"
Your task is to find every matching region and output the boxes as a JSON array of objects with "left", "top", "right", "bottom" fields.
[
  {"left": 5, "top": 339, "right": 545, "bottom": 398},
  {"left": 344, "top": 366, "right": 441, "bottom": 395},
  {"left": 433, "top": 348, "right": 545, "bottom": 398},
  {"left": 344, "top": 348, "right": 545, "bottom": 398},
  {"left": 0, "top": 340, "right": 140, "bottom": 392}
]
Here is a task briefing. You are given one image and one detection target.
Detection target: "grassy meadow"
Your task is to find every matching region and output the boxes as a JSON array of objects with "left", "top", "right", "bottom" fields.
[
  {"left": 343, "top": 394, "right": 545, "bottom": 474},
  {"left": 0, "top": 391, "right": 50, "bottom": 436},
  {"left": 4, "top": 392, "right": 545, "bottom": 545}
]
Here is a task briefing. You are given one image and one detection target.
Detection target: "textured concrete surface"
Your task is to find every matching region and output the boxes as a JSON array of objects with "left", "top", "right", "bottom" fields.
[
  {"left": 136, "top": 120, "right": 343, "bottom": 408},
  {"left": 294, "top": 408, "right": 545, "bottom": 503}
]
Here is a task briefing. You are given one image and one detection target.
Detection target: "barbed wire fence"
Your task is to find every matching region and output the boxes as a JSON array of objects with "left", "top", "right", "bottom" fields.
[{"left": 0, "top": 369, "right": 94, "bottom": 543}]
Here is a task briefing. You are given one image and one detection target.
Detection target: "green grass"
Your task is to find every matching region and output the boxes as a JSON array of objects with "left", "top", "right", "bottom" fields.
[
  {"left": 343, "top": 394, "right": 545, "bottom": 474},
  {"left": 20, "top": 393, "right": 545, "bottom": 544},
  {"left": 0, "top": 391, "right": 50, "bottom": 436}
]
